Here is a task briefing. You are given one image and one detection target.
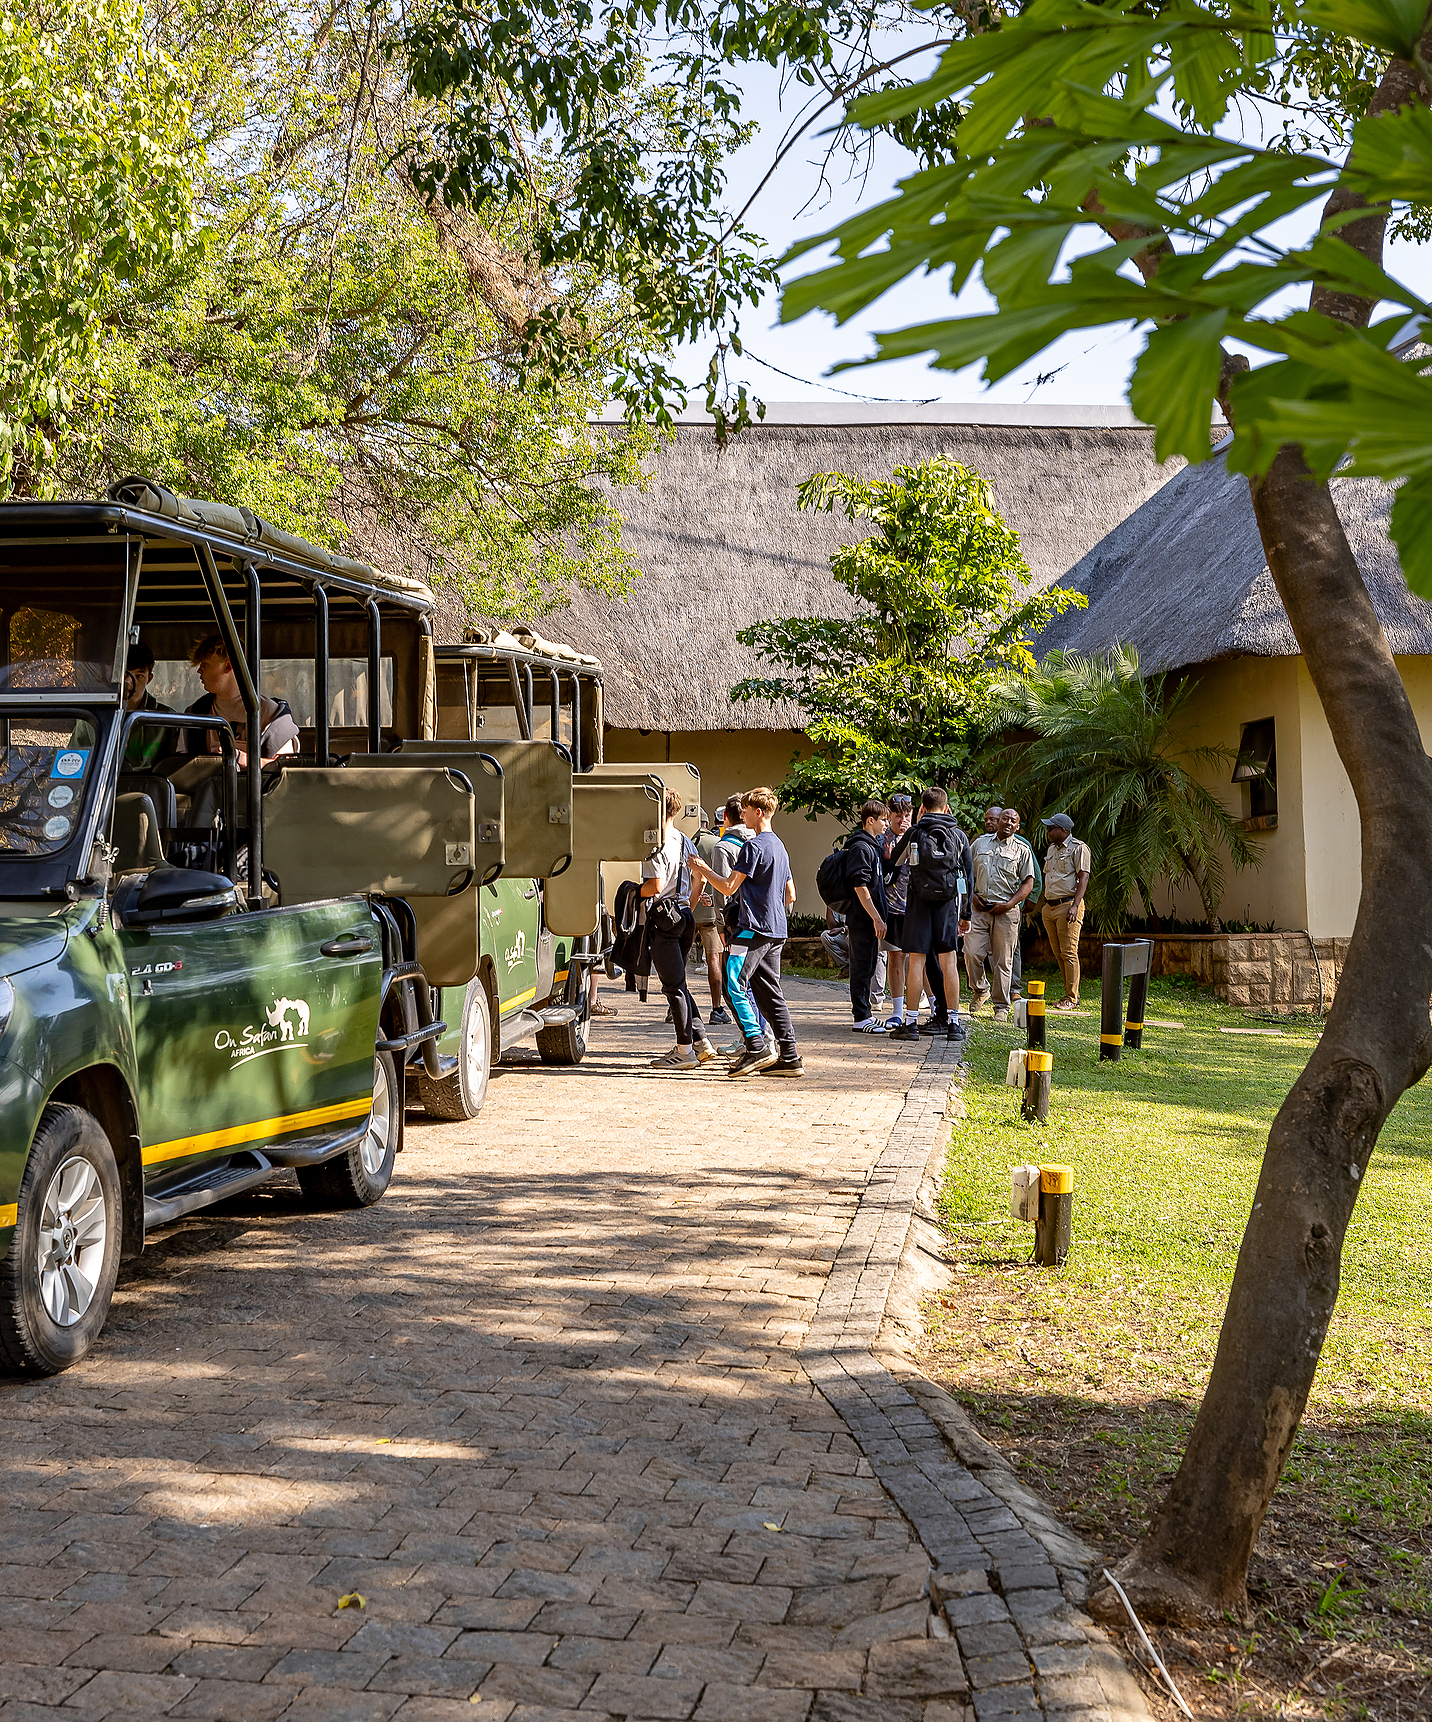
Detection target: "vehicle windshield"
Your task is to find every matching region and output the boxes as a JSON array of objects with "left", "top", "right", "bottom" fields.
[
  {"left": 0, "top": 713, "right": 100, "bottom": 855},
  {"left": 0, "top": 544, "right": 129, "bottom": 695}
]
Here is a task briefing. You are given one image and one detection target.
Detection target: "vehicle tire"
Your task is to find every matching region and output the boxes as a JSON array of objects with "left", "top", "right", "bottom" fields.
[
  {"left": 417, "top": 979, "right": 491, "bottom": 1121},
  {"left": 297, "top": 1051, "right": 399, "bottom": 1210},
  {"left": 537, "top": 974, "right": 591, "bottom": 1066},
  {"left": 0, "top": 1104, "right": 122, "bottom": 1377}
]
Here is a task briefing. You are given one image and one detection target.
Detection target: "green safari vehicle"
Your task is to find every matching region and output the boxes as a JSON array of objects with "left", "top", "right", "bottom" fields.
[{"left": 0, "top": 480, "right": 663, "bottom": 1375}]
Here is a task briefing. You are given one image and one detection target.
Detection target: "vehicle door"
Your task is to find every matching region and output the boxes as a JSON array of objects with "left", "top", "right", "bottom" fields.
[
  {"left": 482, "top": 877, "right": 541, "bottom": 1021},
  {"left": 119, "top": 899, "right": 383, "bottom": 1188}
]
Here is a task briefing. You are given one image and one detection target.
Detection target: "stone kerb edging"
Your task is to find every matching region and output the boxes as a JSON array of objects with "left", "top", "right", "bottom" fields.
[{"left": 799, "top": 1036, "right": 1153, "bottom": 1722}]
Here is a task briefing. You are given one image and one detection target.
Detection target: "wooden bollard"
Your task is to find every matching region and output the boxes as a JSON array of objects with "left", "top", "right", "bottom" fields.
[
  {"left": 1035, "top": 1162, "right": 1073, "bottom": 1267},
  {"left": 1026, "top": 979, "right": 1046, "bottom": 1052},
  {"left": 1022, "top": 1049, "right": 1052, "bottom": 1123},
  {"left": 1099, "top": 943, "right": 1125, "bottom": 1061}
]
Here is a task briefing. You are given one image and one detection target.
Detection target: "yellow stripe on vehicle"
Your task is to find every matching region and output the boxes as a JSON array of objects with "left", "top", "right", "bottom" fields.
[
  {"left": 500, "top": 985, "right": 537, "bottom": 1013},
  {"left": 0, "top": 1203, "right": 16, "bottom": 1228},
  {"left": 142, "top": 1097, "right": 372, "bottom": 1168},
  {"left": 553, "top": 968, "right": 569, "bottom": 986}
]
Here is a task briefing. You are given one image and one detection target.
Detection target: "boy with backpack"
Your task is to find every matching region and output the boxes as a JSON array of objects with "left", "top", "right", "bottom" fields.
[
  {"left": 884, "top": 787, "right": 973, "bottom": 1044},
  {"left": 834, "top": 800, "right": 891, "bottom": 1031}
]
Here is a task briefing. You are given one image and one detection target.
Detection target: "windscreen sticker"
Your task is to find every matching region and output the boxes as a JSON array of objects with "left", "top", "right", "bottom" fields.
[
  {"left": 47, "top": 784, "right": 75, "bottom": 809},
  {"left": 51, "top": 750, "right": 89, "bottom": 780},
  {"left": 43, "top": 816, "right": 72, "bottom": 841}
]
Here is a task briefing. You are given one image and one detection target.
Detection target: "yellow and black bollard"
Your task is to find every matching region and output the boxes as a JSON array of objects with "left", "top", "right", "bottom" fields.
[
  {"left": 1124, "top": 963, "right": 1149, "bottom": 1050},
  {"left": 1035, "top": 1162, "right": 1073, "bottom": 1266},
  {"left": 1021, "top": 1049, "right": 1053, "bottom": 1123},
  {"left": 1099, "top": 943, "right": 1125, "bottom": 1061},
  {"left": 1026, "top": 979, "right": 1046, "bottom": 1052}
]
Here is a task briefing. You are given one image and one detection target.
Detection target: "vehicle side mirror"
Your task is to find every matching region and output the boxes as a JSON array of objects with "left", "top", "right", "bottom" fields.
[{"left": 116, "top": 866, "right": 239, "bottom": 927}]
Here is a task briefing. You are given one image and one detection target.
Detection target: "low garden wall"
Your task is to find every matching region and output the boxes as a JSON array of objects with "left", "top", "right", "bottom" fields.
[{"left": 1026, "top": 929, "right": 1345, "bottom": 1013}]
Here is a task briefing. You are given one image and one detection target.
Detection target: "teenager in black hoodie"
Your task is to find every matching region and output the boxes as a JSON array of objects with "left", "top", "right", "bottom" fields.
[
  {"left": 885, "top": 787, "right": 973, "bottom": 1044},
  {"left": 844, "top": 800, "right": 891, "bottom": 1031}
]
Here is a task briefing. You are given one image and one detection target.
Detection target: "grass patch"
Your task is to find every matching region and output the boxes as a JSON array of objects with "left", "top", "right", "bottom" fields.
[{"left": 923, "top": 969, "right": 1432, "bottom": 1719}]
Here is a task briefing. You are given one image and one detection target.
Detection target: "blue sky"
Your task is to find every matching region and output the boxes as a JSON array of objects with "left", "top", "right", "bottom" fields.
[{"left": 668, "top": 57, "right": 1430, "bottom": 411}]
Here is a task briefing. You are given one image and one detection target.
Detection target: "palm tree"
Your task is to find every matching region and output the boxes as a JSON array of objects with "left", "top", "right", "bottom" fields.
[{"left": 985, "top": 644, "right": 1262, "bottom": 931}]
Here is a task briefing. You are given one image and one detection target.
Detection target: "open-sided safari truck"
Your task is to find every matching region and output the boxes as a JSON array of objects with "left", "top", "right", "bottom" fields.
[{"left": 0, "top": 481, "right": 668, "bottom": 1375}]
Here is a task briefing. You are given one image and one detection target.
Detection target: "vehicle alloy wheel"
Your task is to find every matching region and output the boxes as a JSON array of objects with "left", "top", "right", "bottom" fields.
[
  {"left": 39, "top": 1156, "right": 108, "bottom": 1326},
  {"left": 297, "top": 1050, "right": 400, "bottom": 1210},
  {"left": 0, "top": 1104, "right": 122, "bottom": 1377},
  {"left": 418, "top": 978, "right": 492, "bottom": 1120}
]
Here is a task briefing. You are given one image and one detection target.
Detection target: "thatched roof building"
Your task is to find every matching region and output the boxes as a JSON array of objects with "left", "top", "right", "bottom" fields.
[
  {"left": 1037, "top": 447, "right": 1432, "bottom": 669},
  {"left": 560, "top": 404, "right": 1183, "bottom": 728},
  {"left": 1027, "top": 439, "right": 1432, "bottom": 947}
]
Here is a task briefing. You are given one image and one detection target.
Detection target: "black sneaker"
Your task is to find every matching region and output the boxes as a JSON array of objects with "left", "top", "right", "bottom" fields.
[
  {"left": 762, "top": 1056, "right": 804, "bottom": 1077},
  {"left": 947, "top": 1018, "right": 969, "bottom": 1042},
  {"left": 920, "top": 1016, "right": 950, "bottom": 1035},
  {"left": 708, "top": 1005, "right": 731, "bottom": 1024},
  {"left": 728, "top": 1045, "right": 780, "bottom": 1078},
  {"left": 890, "top": 1020, "right": 921, "bottom": 1042}
]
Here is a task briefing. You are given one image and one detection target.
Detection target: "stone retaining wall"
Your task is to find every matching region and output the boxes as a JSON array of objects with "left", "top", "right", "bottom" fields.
[{"left": 1027, "top": 929, "right": 1344, "bottom": 1012}]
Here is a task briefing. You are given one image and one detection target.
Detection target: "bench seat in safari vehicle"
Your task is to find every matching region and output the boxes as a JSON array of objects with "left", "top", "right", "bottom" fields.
[{"left": 0, "top": 481, "right": 468, "bottom": 1374}]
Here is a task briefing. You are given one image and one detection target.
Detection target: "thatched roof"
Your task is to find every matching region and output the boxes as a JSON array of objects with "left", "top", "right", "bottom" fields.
[
  {"left": 1037, "top": 448, "right": 1432, "bottom": 670},
  {"left": 553, "top": 405, "right": 1183, "bottom": 729}
]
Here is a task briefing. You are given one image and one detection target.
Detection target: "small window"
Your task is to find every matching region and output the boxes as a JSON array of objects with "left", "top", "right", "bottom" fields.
[{"left": 1233, "top": 717, "right": 1277, "bottom": 819}]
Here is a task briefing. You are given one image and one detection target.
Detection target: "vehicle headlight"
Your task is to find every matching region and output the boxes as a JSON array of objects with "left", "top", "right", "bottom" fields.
[{"left": 0, "top": 977, "right": 12, "bottom": 1041}]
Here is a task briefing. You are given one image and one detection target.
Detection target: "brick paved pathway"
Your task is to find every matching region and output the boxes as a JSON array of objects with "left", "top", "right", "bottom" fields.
[{"left": 0, "top": 978, "right": 978, "bottom": 1722}]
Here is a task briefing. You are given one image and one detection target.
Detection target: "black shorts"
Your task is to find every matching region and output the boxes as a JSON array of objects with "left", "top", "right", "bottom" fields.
[
  {"left": 882, "top": 911, "right": 905, "bottom": 953},
  {"left": 902, "top": 894, "right": 962, "bottom": 955}
]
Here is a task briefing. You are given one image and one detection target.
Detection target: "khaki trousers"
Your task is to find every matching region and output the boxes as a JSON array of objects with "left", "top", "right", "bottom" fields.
[
  {"left": 962, "top": 907, "right": 1019, "bottom": 1009},
  {"left": 1042, "top": 901, "right": 1085, "bottom": 1002}
]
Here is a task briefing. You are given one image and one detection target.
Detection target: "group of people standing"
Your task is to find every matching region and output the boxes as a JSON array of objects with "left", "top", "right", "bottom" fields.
[
  {"left": 635, "top": 787, "right": 803, "bottom": 1079},
  {"left": 840, "top": 792, "right": 1091, "bottom": 1037}
]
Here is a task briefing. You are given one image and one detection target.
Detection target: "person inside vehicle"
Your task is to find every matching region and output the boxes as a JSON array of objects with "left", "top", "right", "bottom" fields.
[
  {"left": 121, "top": 641, "right": 180, "bottom": 768},
  {"left": 181, "top": 635, "right": 299, "bottom": 766}
]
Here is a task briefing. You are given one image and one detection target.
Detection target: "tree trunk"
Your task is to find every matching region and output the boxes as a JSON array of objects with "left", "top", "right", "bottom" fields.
[
  {"left": 1093, "top": 28, "right": 1432, "bottom": 1623},
  {"left": 1103, "top": 457, "right": 1432, "bottom": 1620}
]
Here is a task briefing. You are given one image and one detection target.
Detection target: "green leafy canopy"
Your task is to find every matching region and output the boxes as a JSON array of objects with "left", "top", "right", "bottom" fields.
[
  {"left": 26, "top": 0, "right": 652, "bottom": 616},
  {"left": 730, "top": 456, "right": 1085, "bottom": 824},
  {"left": 780, "top": 0, "right": 1432, "bottom": 594}
]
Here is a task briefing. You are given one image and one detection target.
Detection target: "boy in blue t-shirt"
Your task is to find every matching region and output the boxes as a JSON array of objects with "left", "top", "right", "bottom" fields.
[{"left": 685, "top": 787, "right": 802, "bottom": 1078}]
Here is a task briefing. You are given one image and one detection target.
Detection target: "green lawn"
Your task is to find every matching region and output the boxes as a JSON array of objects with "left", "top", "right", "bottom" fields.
[{"left": 924, "top": 970, "right": 1432, "bottom": 1714}]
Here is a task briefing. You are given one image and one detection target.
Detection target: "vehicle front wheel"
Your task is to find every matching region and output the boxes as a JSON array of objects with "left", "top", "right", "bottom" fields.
[
  {"left": 298, "top": 1051, "right": 399, "bottom": 1209},
  {"left": 417, "top": 978, "right": 491, "bottom": 1120},
  {"left": 0, "top": 1104, "right": 122, "bottom": 1377}
]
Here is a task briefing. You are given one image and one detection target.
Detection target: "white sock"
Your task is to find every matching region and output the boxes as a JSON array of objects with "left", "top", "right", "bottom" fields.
[{"left": 889, "top": 1002, "right": 904, "bottom": 1022}]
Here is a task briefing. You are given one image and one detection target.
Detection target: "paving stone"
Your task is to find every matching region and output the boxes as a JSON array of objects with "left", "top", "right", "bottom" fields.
[
  {"left": 581, "top": 1669, "right": 705, "bottom": 1716},
  {"left": 1030, "top": 1646, "right": 1093, "bottom": 1678},
  {"left": 955, "top": 1622, "right": 1024, "bottom": 1661},
  {"left": 810, "top": 1694, "right": 923, "bottom": 1722},
  {"left": 942, "top": 1593, "right": 1011, "bottom": 1630},
  {"left": 54, "top": 1668, "right": 198, "bottom": 1713},
  {"left": 1036, "top": 1674, "right": 1107, "bottom": 1709},
  {"left": 695, "top": 1682, "right": 813, "bottom": 1721},
  {"left": 832, "top": 1599, "right": 930, "bottom": 1647},
  {"left": 866, "top": 1639, "right": 970, "bottom": 1700},
  {"left": 967, "top": 1652, "right": 1034, "bottom": 1690},
  {"left": 971, "top": 1684, "right": 1043, "bottom": 1721},
  {"left": 996, "top": 1565, "right": 1061, "bottom": 1594},
  {"left": 169, "top": 1676, "right": 297, "bottom": 1719}
]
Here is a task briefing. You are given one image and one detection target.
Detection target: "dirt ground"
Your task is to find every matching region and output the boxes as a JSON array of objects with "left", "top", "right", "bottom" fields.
[{"left": 921, "top": 1267, "right": 1432, "bottom": 1722}]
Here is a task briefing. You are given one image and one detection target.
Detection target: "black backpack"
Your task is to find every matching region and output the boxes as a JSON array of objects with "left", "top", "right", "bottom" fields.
[
  {"left": 816, "top": 838, "right": 855, "bottom": 915},
  {"left": 908, "top": 819, "right": 964, "bottom": 905}
]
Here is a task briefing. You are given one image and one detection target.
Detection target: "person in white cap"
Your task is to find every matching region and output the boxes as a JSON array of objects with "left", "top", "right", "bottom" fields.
[{"left": 1040, "top": 813, "right": 1091, "bottom": 1009}]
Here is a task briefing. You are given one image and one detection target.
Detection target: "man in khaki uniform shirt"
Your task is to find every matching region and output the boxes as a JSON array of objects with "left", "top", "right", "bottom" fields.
[
  {"left": 965, "top": 807, "right": 1034, "bottom": 1020},
  {"left": 1040, "top": 813, "right": 1091, "bottom": 1008}
]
